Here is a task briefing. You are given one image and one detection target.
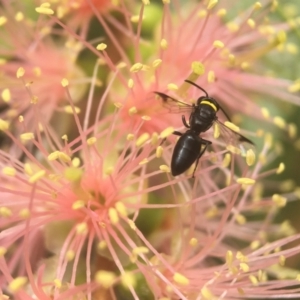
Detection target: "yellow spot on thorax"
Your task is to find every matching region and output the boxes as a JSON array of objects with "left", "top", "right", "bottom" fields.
[{"left": 201, "top": 100, "right": 217, "bottom": 112}]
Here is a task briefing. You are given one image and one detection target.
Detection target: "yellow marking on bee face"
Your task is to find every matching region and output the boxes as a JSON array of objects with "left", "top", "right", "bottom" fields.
[{"left": 201, "top": 100, "right": 217, "bottom": 112}]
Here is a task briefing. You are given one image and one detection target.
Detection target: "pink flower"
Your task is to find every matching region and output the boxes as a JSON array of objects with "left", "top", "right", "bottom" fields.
[{"left": 0, "top": 2, "right": 86, "bottom": 136}]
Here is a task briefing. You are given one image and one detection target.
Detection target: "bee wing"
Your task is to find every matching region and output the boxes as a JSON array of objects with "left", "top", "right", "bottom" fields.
[
  {"left": 154, "top": 92, "right": 194, "bottom": 114},
  {"left": 213, "top": 119, "right": 255, "bottom": 156}
]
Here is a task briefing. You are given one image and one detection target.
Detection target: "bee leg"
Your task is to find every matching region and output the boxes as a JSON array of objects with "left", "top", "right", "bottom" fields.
[
  {"left": 192, "top": 139, "right": 212, "bottom": 178},
  {"left": 173, "top": 131, "right": 183, "bottom": 136},
  {"left": 182, "top": 115, "right": 190, "bottom": 128}
]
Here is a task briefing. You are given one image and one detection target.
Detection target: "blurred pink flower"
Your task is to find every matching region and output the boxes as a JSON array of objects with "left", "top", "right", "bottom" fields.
[{"left": 0, "top": 1, "right": 87, "bottom": 136}]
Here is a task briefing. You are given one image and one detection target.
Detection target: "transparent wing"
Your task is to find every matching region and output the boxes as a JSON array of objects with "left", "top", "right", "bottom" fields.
[
  {"left": 154, "top": 92, "right": 194, "bottom": 114},
  {"left": 213, "top": 119, "right": 255, "bottom": 156}
]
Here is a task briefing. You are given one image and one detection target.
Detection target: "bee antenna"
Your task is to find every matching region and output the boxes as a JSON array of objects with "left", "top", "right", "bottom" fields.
[{"left": 185, "top": 79, "right": 208, "bottom": 97}]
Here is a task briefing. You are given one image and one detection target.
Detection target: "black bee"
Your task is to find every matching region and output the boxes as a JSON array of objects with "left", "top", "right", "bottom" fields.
[{"left": 155, "top": 80, "right": 254, "bottom": 177}]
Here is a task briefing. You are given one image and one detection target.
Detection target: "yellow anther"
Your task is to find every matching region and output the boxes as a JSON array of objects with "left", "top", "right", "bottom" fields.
[
  {"left": 64, "top": 105, "right": 80, "bottom": 114},
  {"left": 191, "top": 61, "right": 205, "bottom": 75},
  {"left": 286, "top": 43, "right": 298, "bottom": 54},
  {"left": 97, "top": 240, "right": 107, "bottom": 250},
  {"left": 139, "top": 158, "right": 149, "bottom": 165},
  {"left": 8, "top": 277, "right": 28, "bottom": 293},
  {"left": 264, "top": 132, "right": 273, "bottom": 149},
  {"left": 201, "top": 286, "right": 215, "bottom": 299},
  {"left": 132, "top": 247, "right": 149, "bottom": 255},
  {"left": 87, "top": 137, "right": 97, "bottom": 145},
  {"left": 128, "top": 78, "right": 134, "bottom": 88},
  {"left": 273, "top": 116, "right": 286, "bottom": 129},
  {"left": 65, "top": 249, "right": 75, "bottom": 261},
  {"left": 227, "top": 22, "right": 239, "bottom": 32},
  {"left": 0, "top": 207, "right": 12, "bottom": 217},
  {"left": 128, "top": 106, "right": 137, "bottom": 116},
  {"left": 130, "top": 63, "right": 143, "bottom": 73},
  {"left": 54, "top": 279, "right": 62, "bottom": 288},
  {"left": 189, "top": 238, "right": 198, "bottom": 246},
  {"left": 198, "top": 9, "right": 207, "bottom": 18},
  {"left": 217, "top": 8, "right": 226, "bottom": 16},
  {"left": 279, "top": 255, "right": 286, "bottom": 266},
  {"left": 249, "top": 275, "right": 258, "bottom": 285},
  {"left": 156, "top": 146, "right": 163, "bottom": 158},
  {"left": 151, "top": 132, "right": 159, "bottom": 145},
  {"left": 0, "top": 246, "right": 7, "bottom": 256},
  {"left": 240, "top": 263, "right": 249, "bottom": 272},
  {"left": 207, "top": 70, "right": 215, "bottom": 83},
  {"left": 61, "top": 78, "right": 69, "bottom": 87},
  {"left": 226, "top": 250, "right": 233, "bottom": 265},
  {"left": 16, "top": 67, "right": 25, "bottom": 78},
  {"left": 2, "top": 167, "right": 17, "bottom": 177},
  {"left": 35, "top": 5, "right": 54, "bottom": 15},
  {"left": 224, "top": 121, "right": 240, "bottom": 132},
  {"left": 205, "top": 205, "right": 218, "bottom": 218},
  {"left": 159, "top": 165, "right": 170, "bottom": 172},
  {"left": 288, "top": 123, "right": 297, "bottom": 139},
  {"left": 250, "top": 240, "right": 261, "bottom": 250},
  {"left": 173, "top": 273, "right": 189, "bottom": 285},
  {"left": 222, "top": 153, "right": 231, "bottom": 168},
  {"left": 96, "top": 43, "right": 107, "bottom": 51},
  {"left": 276, "top": 30, "right": 287, "bottom": 44},
  {"left": 127, "top": 133, "right": 134, "bottom": 141},
  {"left": 136, "top": 133, "right": 150, "bottom": 147},
  {"left": 235, "top": 214, "right": 246, "bottom": 225},
  {"left": 207, "top": 0, "right": 218, "bottom": 10},
  {"left": 261, "top": 107, "right": 270, "bottom": 119},
  {"left": 228, "top": 54, "right": 236, "bottom": 66},
  {"left": 213, "top": 40, "right": 224, "bottom": 48},
  {"left": 246, "top": 149, "right": 255, "bottom": 166},
  {"left": 128, "top": 219, "right": 137, "bottom": 230},
  {"left": 15, "top": 12, "right": 24, "bottom": 21},
  {"left": 241, "top": 61, "right": 250, "bottom": 70},
  {"left": 104, "top": 167, "right": 114, "bottom": 175},
  {"left": 236, "top": 178, "right": 255, "bottom": 185},
  {"left": 20, "top": 132, "right": 34, "bottom": 141},
  {"left": 226, "top": 145, "right": 241, "bottom": 155},
  {"left": 112, "top": 102, "right": 122, "bottom": 109},
  {"left": 160, "top": 39, "right": 168, "bottom": 49},
  {"left": 24, "top": 163, "right": 33, "bottom": 175},
  {"left": 0, "top": 16, "right": 8, "bottom": 26},
  {"left": 213, "top": 122, "right": 220, "bottom": 139},
  {"left": 0, "top": 119, "right": 9, "bottom": 131},
  {"left": 276, "top": 162, "right": 285, "bottom": 174},
  {"left": 29, "top": 170, "right": 46, "bottom": 183},
  {"left": 254, "top": 2, "right": 262, "bottom": 10},
  {"left": 152, "top": 59, "right": 162, "bottom": 68},
  {"left": 115, "top": 201, "right": 127, "bottom": 217},
  {"left": 160, "top": 126, "right": 174, "bottom": 138},
  {"left": 95, "top": 271, "right": 116, "bottom": 288},
  {"left": 121, "top": 272, "right": 136, "bottom": 288},
  {"left": 72, "top": 200, "right": 85, "bottom": 210},
  {"left": 1, "top": 88, "right": 11, "bottom": 102},
  {"left": 109, "top": 208, "right": 119, "bottom": 224},
  {"left": 247, "top": 18, "right": 256, "bottom": 28},
  {"left": 142, "top": 115, "right": 151, "bottom": 121},
  {"left": 76, "top": 222, "right": 88, "bottom": 235},
  {"left": 272, "top": 194, "right": 287, "bottom": 207},
  {"left": 167, "top": 83, "right": 178, "bottom": 91},
  {"left": 131, "top": 15, "right": 142, "bottom": 23}
]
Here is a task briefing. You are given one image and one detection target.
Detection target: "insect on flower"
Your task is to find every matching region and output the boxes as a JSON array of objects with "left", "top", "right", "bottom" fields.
[{"left": 155, "top": 80, "right": 254, "bottom": 177}]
